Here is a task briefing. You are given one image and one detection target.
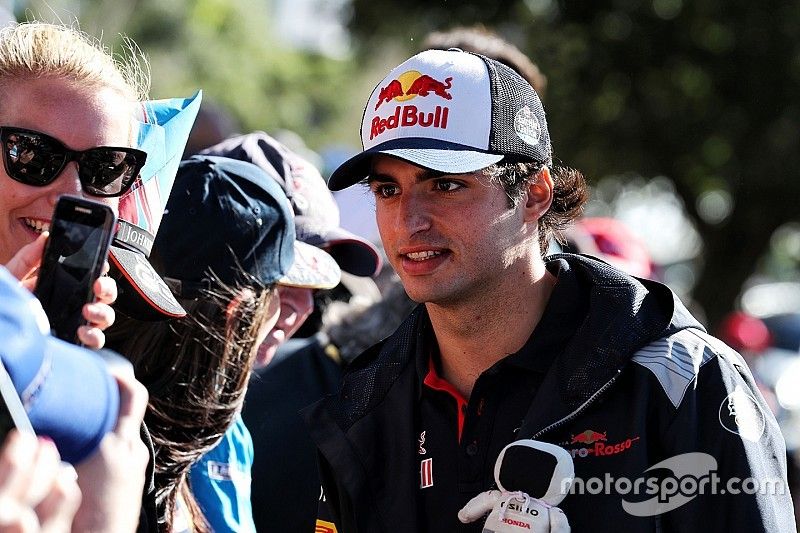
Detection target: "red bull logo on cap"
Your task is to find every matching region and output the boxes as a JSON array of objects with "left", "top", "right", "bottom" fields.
[
  {"left": 370, "top": 70, "right": 453, "bottom": 140},
  {"left": 374, "top": 70, "right": 453, "bottom": 109}
]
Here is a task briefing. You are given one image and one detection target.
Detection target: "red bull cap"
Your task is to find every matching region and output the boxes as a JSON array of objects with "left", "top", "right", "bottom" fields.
[{"left": 328, "top": 49, "right": 552, "bottom": 191}]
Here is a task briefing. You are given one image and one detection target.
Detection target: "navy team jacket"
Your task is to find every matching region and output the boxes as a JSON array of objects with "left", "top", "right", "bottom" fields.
[{"left": 304, "top": 254, "right": 796, "bottom": 532}]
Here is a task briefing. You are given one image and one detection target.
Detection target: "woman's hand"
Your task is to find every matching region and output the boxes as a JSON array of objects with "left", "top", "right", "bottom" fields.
[
  {"left": 71, "top": 363, "right": 149, "bottom": 533},
  {"left": 0, "top": 430, "right": 82, "bottom": 533},
  {"left": 4, "top": 232, "right": 48, "bottom": 291},
  {"left": 4, "top": 233, "right": 118, "bottom": 350},
  {"left": 76, "top": 268, "right": 117, "bottom": 349}
]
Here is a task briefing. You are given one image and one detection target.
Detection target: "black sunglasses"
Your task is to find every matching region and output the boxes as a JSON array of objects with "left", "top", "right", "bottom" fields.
[{"left": 0, "top": 126, "right": 147, "bottom": 198}]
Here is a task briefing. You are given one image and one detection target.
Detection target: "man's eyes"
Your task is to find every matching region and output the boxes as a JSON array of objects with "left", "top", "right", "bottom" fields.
[
  {"left": 370, "top": 179, "right": 463, "bottom": 198},
  {"left": 432, "top": 179, "right": 463, "bottom": 192},
  {"left": 371, "top": 183, "right": 399, "bottom": 198}
]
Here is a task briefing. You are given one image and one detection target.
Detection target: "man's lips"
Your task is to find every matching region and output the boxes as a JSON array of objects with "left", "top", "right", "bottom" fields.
[
  {"left": 398, "top": 246, "right": 448, "bottom": 261},
  {"left": 404, "top": 250, "right": 442, "bottom": 261},
  {"left": 397, "top": 247, "right": 451, "bottom": 275}
]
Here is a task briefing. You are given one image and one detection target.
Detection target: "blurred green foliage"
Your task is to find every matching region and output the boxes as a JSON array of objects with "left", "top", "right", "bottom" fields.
[{"left": 24, "top": 0, "right": 369, "bottom": 149}]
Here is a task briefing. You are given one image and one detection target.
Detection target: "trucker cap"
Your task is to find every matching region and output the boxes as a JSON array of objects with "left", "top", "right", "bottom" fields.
[{"left": 328, "top": 48, "right": 552, "bottom": 190}]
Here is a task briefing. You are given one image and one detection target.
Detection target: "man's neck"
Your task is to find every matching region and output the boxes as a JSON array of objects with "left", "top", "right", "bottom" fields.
[{"left": 425, "top": 260, "right": 557, "bottom": 400}]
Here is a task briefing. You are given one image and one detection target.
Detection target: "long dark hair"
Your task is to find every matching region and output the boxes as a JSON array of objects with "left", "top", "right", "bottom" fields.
[{"left": 107, "top": 280, "right": 277, "bottom": 531}]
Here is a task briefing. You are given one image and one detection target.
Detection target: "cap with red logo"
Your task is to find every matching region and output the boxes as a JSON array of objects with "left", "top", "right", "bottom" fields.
[
  {"left": 110, "top": 91, "right": 202, "bottom": 321},
  {"left": 327, "top": 48, "right": 552, "bottom": 190}
]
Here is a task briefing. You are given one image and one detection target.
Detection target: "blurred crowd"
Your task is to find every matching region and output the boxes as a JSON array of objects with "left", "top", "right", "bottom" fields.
[{"left": 1, "top": 16, "right": 797, "bottom": 533}]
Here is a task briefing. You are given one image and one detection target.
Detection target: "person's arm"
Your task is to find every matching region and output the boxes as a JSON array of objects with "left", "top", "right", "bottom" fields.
[
  {"left": 0, "top": 430, "right": 82, "bottom": 533},
  {"left": 657, "top": 334, "right": 796, "bottom": 532},
  {"left": 70, "top": 364, "right": 150, "bottom": 533},
  {"left": 4, "top": 233, "right": 117, "bottom": 350}
]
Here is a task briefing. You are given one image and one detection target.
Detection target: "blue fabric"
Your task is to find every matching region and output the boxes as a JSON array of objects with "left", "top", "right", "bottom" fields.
[
  {"left": 136, "top": 92, "right": 203, "bottom": 202},
  {"left": 189, "top": 414, "right": 255, "bottom": 533},
  {"left": 0, "top": 266, "right": 118, "bottom": 463}
]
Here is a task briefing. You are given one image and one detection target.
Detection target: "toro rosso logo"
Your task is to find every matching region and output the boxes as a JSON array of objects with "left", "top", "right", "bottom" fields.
[
  {"left": 370, "top": 70, "right": 452, "bottom": 140},
  {"left": 563, "top": 428, "right": 640, "bottom": 459}
]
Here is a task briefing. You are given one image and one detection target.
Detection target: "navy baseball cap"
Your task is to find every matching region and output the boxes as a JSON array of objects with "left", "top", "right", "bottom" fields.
[
  {"left": 328, "top": 48, "right": 552, "bottom": 190},
  {"left": 0, "top": 266, "right": 119, "bottom": 464},
  {"left": 150, "top": 155, "right": 340, "bottom": 298},
  {"left": 200, "top": 132, "right": 382, "bottom": 278}
]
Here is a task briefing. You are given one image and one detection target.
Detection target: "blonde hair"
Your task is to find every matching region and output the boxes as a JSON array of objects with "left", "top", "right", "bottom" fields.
[{"left": 0, "top": 21, "right": 149, "bottom": 101}]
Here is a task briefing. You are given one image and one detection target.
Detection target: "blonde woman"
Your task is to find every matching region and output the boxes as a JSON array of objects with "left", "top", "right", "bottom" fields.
[{"left": 0, "top": 22, "right": 153, "bottom": 532}]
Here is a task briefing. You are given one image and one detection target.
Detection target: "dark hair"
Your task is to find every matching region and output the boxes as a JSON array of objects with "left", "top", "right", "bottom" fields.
[
  {"left": 107, "top": 279, "right": 277, "bottom": 531},
  {"left": 422, "top": 25, "right": 547, "bottom": 97},
  {"left": 483, "top": 161, "right": 589, "bottom": 254}
]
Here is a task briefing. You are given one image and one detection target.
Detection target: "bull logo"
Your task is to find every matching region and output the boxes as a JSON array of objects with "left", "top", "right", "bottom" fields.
[
  {"left": 375, "top": 79, "right": 405, "bottom": 110},
  {"left": 405, "top": 74, "right": 453, "bottom": 99},
  {"left": 374, "top": 71, "right": 454, "bottom": 109},
  {"left": 570, "top": 429, "right": 607, "bottom": 445}
]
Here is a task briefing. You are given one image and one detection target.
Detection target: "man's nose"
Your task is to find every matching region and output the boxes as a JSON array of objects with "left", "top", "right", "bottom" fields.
[{"left": 398, "top": 190, "right": 432, "bottom": 235}]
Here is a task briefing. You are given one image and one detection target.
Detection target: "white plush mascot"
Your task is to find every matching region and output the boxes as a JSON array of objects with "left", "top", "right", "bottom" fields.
[{"left": 458, "top": 440, "right": 574, "bottom": 532}]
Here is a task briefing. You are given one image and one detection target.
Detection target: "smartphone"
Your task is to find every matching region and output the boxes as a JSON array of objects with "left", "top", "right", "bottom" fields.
[
  {"left": 34, "top": 196, "right": 117, "bottom": 344},
  {"left": 0, "top": 360, "right": 35, "bottom": 443}
]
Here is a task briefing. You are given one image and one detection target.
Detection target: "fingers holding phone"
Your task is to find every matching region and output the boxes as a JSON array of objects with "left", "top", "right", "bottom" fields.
[
  {"left": 4, "top": 232, "right": 48, "bottom": 291},
  {"left": 33, "top": 196, "right": 117, "bottom": 346},
  {"left": 76, "top": 270, "right": 118, "bottom": 349}
]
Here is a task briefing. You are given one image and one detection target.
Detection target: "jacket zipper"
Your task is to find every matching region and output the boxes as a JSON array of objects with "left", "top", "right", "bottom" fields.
[{"left": 530, "top": 369, "right": 622, "bottom": 441}]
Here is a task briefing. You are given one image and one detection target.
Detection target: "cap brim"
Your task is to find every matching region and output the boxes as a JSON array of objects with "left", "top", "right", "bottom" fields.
[
  {"left": 327, "top": 138, "right": 504, "bottom": 191},
  {"left": 278, "top": 241, "right": 341, "bottom": 289},
  {"left": 32, "top": 340, "right": 120, "bottom": 463},
  {"left": 323, "top": 233, "right": 383, "bottom": 278},
  {"left": 109, "top": 245, "right": 186, "bottom": 321},
  {"left": 294, "top": 219, "right": 382, "bottom": 278}
]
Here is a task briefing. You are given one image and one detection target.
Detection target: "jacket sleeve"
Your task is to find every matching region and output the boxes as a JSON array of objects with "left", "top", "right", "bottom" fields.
[{"left": 655, "top": 331, "right": 796, "bottom": 532}]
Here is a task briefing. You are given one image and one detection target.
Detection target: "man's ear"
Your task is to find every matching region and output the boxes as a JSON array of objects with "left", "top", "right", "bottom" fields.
[{"left": 523, "top": 166, "right": 554, "bottom": 223}]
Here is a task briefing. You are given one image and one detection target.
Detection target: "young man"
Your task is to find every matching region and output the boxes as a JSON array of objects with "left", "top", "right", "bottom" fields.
[{"left": 305, "top": 49, "right": 795, "bottom": 532}]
